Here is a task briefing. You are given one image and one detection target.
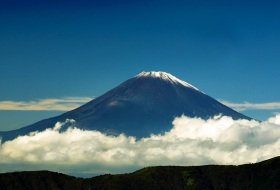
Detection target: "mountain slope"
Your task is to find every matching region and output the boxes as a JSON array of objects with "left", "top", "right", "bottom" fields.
[
  {"left": 0, "top": 71, "right": 251, "bottom": 141},
  {"left": 0, "top": 156, "right": 279, "bottom": 190}
]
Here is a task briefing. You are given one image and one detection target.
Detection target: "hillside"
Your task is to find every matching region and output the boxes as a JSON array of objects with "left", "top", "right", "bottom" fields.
[{"left": 0, "top": 156, "right": 279, "bottom": 190}]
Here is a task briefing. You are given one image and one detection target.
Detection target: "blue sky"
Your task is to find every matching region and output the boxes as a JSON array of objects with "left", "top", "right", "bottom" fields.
[{"left": 1, "top": 0, "right": 280, "bottom": 131}]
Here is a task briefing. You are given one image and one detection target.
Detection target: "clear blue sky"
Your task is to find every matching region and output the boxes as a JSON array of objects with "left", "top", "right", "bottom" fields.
[{"left": 1, "top": 0, "right": 280, "bottom": 130}]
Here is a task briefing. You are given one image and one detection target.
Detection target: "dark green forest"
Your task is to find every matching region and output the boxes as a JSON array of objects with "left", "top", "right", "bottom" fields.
[{"left": 0, "top": 156, "right": 279, "bottom": 190}]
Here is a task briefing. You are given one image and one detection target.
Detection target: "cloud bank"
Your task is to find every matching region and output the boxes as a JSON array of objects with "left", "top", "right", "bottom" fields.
[
  {"left": 0, "top": 115, "right": 280, "bottom": 176},
  {"left": 221, "top": 100, "right": 280, "bottom": 111},
  {"left": 0, "top": 97, "right": 92, "bottom": 111}
]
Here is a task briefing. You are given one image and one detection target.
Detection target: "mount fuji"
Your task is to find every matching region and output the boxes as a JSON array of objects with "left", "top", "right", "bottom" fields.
[{"left": 0, "top": 71, "right": 251, "bottom": 141}]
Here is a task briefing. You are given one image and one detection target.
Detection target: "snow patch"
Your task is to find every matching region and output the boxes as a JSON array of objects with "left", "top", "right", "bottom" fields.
[{"left": 136, "top": 71, "right": 199, "bottom": 91}]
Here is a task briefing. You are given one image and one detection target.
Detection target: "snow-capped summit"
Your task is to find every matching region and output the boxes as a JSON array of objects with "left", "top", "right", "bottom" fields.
[
  {"left": 0, "top": 71, "right": 251, "bottom": 141},
  {"left": 136, "top": 71, "right": 199, "bottom": 91}
]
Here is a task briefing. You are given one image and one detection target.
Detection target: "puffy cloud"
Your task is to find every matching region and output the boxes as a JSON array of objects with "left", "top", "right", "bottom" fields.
[
  {"left": 0, "top": 115, "right": 280, "bottom": 176},
  {"left": 0, "top": 97, "right": 92, "bottom": 111},
  {"left": 221, "top": 100, "right": 280, "bottom": 111}
]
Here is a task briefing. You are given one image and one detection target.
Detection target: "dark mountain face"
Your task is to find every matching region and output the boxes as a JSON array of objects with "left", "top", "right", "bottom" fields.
[
  {"left": 0, "top": 156, "right": 279, "bottom": 190},
  {"left": 0, "top": 71, "right": 250, "bottom": 141}
]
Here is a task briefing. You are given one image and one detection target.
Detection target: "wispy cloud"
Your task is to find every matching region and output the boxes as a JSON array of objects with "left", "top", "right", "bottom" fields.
[
  {"left": 221, "top": 100, "right": 280, "bottom": 111},
  {"left": 0, "top": 97, "right": 92, "bottom": 111}
]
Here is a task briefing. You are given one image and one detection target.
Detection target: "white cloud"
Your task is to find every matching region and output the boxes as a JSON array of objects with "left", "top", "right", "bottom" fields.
[
  {"left": 221, "top": 100, "right": 280, "bottom": 111},
  {"left": 0, "top": 115, "right": 280, "bottom": 176},
  {"left": 0, "top": 97, "right": 92, "bottom": 111},
  {"left": 2, "top": 98, "right": 278, "bottom": 113}
]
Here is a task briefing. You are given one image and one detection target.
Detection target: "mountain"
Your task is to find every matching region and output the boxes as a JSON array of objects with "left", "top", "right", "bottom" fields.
[
  {"left": 0, "top": 71, "right": 250, "bottom": 141},
  {"left": 0, "top": 156, "right": 279, "bottom": 190}
]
